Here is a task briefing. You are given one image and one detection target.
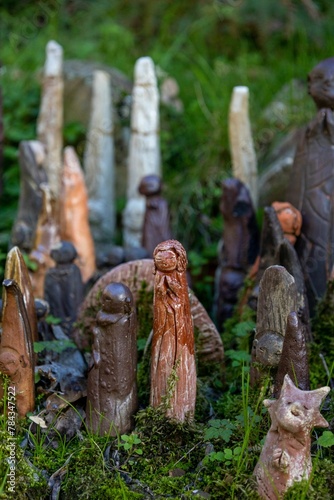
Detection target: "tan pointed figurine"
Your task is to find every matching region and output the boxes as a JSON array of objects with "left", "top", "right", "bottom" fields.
[
  {"left": 254, "top": 374, "right": 329, "bottom": 500},
  {"left": 59, "top": 146, "right": 96, "bottom": 283},
  {"left": 4, "top": 246, "right": 39, "bottom": 342},
  {"left": 150, "top": 240, "right": 196, "bottom": 422},
  {"left": 0, "top": 279, "right": 35, "bottom": 417}
]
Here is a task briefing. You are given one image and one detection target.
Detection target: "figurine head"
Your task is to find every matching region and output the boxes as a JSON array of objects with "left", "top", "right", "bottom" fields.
[
  {"left": 153, "top": 239, "right": 187, "bottom": 274},
  {"left": 264, "top": 374, "right": 329, "bottom": 433},
  {"left": 308, "top": 57, "right": 334, "bottom": 109},
  {"left": 101, "top": 282, "right": 134, "bottom": 315},
  {"left": 253, "top": 331, "right": 284, "bottom": 367},
  {"left": 0, "top": 351, "right": 21, "bottom": 377},
  {"left": 272, "top": 201, "right": 302, "bottom": 245},
  {"left": 138, "top": 175, "right": 162, "bottom": 197},
  {"left": 51, "top": 241, "right": 77, "bottom": 264},
  {"left": 35, "top": 298, "right": 50, "bottom": 320},
  {"left": 220, "top": 178, "right": 253, "bottom": 219}
]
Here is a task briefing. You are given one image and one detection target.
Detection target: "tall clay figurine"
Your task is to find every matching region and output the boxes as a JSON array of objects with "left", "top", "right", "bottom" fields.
[
  {"left": 86, "top": 282, "right": 138, "bottom": 435},
  {"left": 150, "top": 240, "right": 196, "bottom": 422},
  {"left": 254, "top": 374, "right": 329, "bottom": 500},
  {"left": 138, "top": 174, "right": 172, "bottom": 257},
  {"left": 287, "top": 57, "right": 334, "bottom": 313},
  {"left": 44, "top": 241, "right": 84, "bottom": 336},
  {"left": 0, "top": 279, "right": 35, "bottom": 417}
]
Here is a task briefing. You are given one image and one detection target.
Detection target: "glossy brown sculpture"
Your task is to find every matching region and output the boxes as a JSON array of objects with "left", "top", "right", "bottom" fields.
[
  {"left": 74, "top": 259, "right": 224, "bottom": 365},
  {"left": 29, "top": 183, "right": 60, "bottom": 298},
  {"left": 11, "top": 140, "right": 48, "bottom": 252},
  {"left": 216, "top": 178, "right": 259, "bottom": 326},
  {"left": 0, "top": 279, "right": 35, "bottom": 417},
  {"left": 138, "top": 174, "right": 172, "bottom": 257},
  {"left": 150, "top": 240, "right": 196, "bottom": 421},
  {"left": 59, "top": 146, "right": 96, "bottom": 283},
  {"left": 254, "top": 374, "right": 329, "bottom": 500},
  {"left": 287, "top": 57, "right": 334, "bottom": 314},
  {"left": 44, "top": 241, "right": 84, "bottom": 337},
  {"left": 271, "top": 201, "right": 302, "bottom": 245},
  {"left": 274, "top": 312, "right": 310, "bottom": 398},
  {"left": 86, "top": 282, "right": 137, "bottom": 435},
  {"left": 4, "top": 246, "right": 39, "bottom": 342}
]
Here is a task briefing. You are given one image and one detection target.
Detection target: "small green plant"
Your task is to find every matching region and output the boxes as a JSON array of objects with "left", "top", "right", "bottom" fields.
[{"left": 119, "top": 433, "right": 143, "bottom": 465}]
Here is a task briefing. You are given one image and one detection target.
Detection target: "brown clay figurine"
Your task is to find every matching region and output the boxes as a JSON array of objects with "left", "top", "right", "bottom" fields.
[
  {"left": 150, "top": 240, "right": 196, "bottom": 422},
  {"left": 4, "top": 246, "right": 39, "bottom": 342},
  {"left": 254, "top": 374, "right": 330, "bottom": 499},
  {"left": 271, "top": 201, "right": 302, "bottom": 246},
  {"left": 287, "top": 57, "right": 334, "bottom": 313},
  {"left": 10, "top": 140, "right": 47, "bottom": 252},
  {"left": 86, "top": 282, "right": 138, "bottom": 435},
  {"left": 274, "top": 312, "right": 310, "bottom": 398},
  {"left": 0, "top": 279, "right": 35, "bottom": 417},
  {"left": 215, "top": 178, "right": 259, "bottom": 326},
  {"left": 44, "top": 241, "right": 84, "bottom": 337},
  {"left": 138, "top": 174, "right": 172, "bottom": 257}
]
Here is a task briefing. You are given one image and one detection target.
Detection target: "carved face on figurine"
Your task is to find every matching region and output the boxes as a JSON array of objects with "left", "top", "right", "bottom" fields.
[
  {"left": 264, "top": 374, "right": 329, "bottom": 433},
  {"left": 253, "top": 332, "right": 283, "bottom": 367},
  {"left": 153, "top": 240, "right": 187, "bottom": 274},
  {"left": 0, "top": 351, "right": 21, "bottom": 378},
  {"left": 50, "top": 241, "right": 77, "bottom": 264},
  {"left": 101, "top": 282, "right": 134, "bottom": 315},
  {"left": 138, "top": 175, "right": 162, "bottom": 197},
  {"left": 308, "top": 57, "right": 334, "bottom": 109}
]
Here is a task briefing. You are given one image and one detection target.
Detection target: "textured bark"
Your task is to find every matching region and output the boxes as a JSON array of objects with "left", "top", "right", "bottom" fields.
[
  {"left": 86, "top": 283, "right": 137, "bottom": 435},
  {"left": 254, "top": 375, "right": 329, "bottom": 499},
  {"left": 10, "top": 141, "right": 48, "bottom": 252},
  {"left": 59, "top": 146, "right": 96, "bottom": 282},
  {"left": 250, "top": 265, "right": 297, "bottom": 387},
  {"left": 124, "top": 57, "right": 160, "bottom": 247},
  {"left": 84, "top": 70, "right": 115, "bottom": 247},
  {"left": 150, "top": 240, "right": 196, "bottom": 422},
  {"left": 0, "top": 279, "right": 35, "bottom": 417},
  {"left": 274, "top": 312, "right": 310, "bottom": 398},
  {"left": 74, "top": 259, "right": 224, "bottom": 365},
  {"left": 229, "top": 86, "right": 258, "bottom": 207},
  {"left": 37, "top": 40, "right": 63, "bottom": 200},
  {"left": 4, "top": 247, "right": 38, "bottom": 342}
]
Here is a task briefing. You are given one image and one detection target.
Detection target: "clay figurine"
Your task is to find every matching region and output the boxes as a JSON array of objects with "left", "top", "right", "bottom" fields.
[
  {"left": 150, "top": 240, "right": 196, "bottom": 422},
  {"left": 250, "top": 265, "right": 297, "bottom": 388},
  {"left": 215, "top": 178, "right": 259, "bottom": 326},
  {"left": 274, "top": 312, "right": 310, "bottom": 398},
  {"left": 287, "top": 57, "right": 334, "bottom": 313},
  {"left": 86, "top": 282, "right": 138, "bottom": 435},
  {"left": 0, "top": 279, "right": 35, "bottom": 417},
  {"left": 254, "top": 374, "right": 330, "bottom": 499},
  {"left": 271, "top": 201, "right": 302, "bottom": 246},
  {"left": 138, "top": 174, "right": 172, "bottom": 257},
  {"left": 10, "top": 140, "right": 47, "bottom": 252},
  {"left": 44, "top": 241, "right": 84, "bottom": 337}
]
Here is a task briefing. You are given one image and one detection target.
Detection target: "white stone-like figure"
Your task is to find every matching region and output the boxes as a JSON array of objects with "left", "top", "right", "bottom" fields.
[
  {"left": 84, "top": 70, "right": 115, "bottom": 249},
  {"left": 37, "top": 40, "right": 63, "bottom": 200},
  {"left": 229, "top": 86, "right": 258, "bottom": 207},
  {"left": 123, "top": 57, "right": 161, "bottom": 248}
]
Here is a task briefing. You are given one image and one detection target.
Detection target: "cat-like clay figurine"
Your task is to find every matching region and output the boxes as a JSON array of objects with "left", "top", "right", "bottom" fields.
[{"left": 254, "top": 374, "right": 330, "bottom": 499}]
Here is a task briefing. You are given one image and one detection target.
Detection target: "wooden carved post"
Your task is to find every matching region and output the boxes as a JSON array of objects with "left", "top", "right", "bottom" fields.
[
  {"left": 123, "top": 57, "right": 161, "bottom": 248},
  {"left": 84, "top": 70, "right": 115, "bottom": 251},
  {"left": 150, "top": 240, "right": 196, "bottom": 422},
  {"left": 86, "top": 282, "right": 138, "bottom": 435},
  {"left": 0, "top": 279, "right": 35, "bottom": 417},
  {"left": 229, "top": 86, "right": 258, "bottom": 207},
  {"left": 255, "top": 375, "right": 329, "bottom": 499},
  {"left": 4, "top": 247, "right": 39, "bottom": 342},
  {"left": 37, "top": 40, "right": 63, "bottom": 200},
  {"left": 59, "top": 146, "right": 96, "bottom": 283},
  {"left": 250, "top": 265, "right": 297, "bottom": 387}
]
